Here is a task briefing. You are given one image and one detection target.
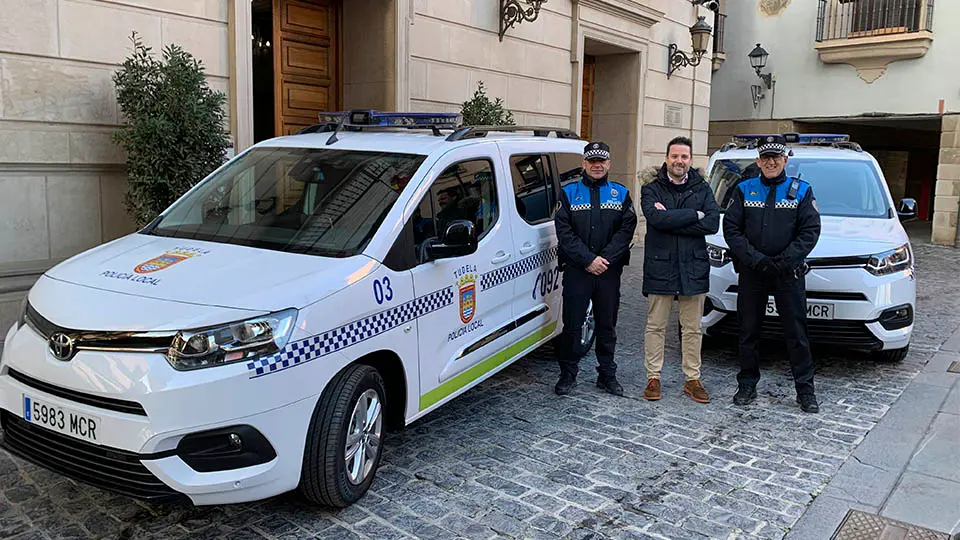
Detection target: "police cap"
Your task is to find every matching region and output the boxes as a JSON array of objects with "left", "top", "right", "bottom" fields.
[
  {"left": 757, "top": 135, "right": 787, "bottom": 157},
  {"left": 584, "top": 141, "right": 611, "bottom": 161}
]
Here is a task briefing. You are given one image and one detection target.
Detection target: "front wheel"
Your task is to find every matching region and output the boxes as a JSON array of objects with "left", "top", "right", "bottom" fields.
[
  {"left": 300, "top": 364, "right": 386, "bottom": 507},
  {"left": 874, "top": 345, "right": 909, "bottom": 363}
]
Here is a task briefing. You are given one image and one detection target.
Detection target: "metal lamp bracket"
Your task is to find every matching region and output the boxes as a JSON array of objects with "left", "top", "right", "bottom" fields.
[
  {"left": 667, "top": 43, "right": 706, "bottom": 79},
  {"left": 499, "top": 0, "right": 547, "bottom": 42}
]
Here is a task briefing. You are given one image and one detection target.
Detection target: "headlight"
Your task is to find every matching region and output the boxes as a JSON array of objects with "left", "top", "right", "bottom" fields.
[
  {"left": 707, "top": 244, "right": 732, "bottom": 267},
  {"left": 15, "top": 296, "right": 28, "bottom": 330},
  {"left": 866, "top": 244, "right": 911, "bottom": 276},
  {"left": 166, "top": 309, "right": 298, "bottom": 371}
]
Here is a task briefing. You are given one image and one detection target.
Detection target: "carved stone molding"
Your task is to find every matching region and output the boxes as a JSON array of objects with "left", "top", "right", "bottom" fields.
[{"left": 815, "top": 31, "right": 933, "bottom": 83}]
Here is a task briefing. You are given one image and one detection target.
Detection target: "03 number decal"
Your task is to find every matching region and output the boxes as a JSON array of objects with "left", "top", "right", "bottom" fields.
[
  {"left": 533, "top": 266, "right": 561, "bottom": 299},
  {"left": 373, "top": 277, "right": 394, "bottom": 305}
]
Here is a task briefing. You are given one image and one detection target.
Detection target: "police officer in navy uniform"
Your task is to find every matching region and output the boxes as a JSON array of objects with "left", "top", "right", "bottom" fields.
[
  {"left": 554, "top": 142, "right": 638, "bottom": 396},
  {"left": 723, "top": 135, "right": 822, "bottom": 413}
]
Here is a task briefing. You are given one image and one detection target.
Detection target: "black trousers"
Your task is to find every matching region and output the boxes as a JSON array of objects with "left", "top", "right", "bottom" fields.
[
  {"left": 736, "top": 267, "right": 815, "bottom": 395},
  {"left": 557, "top": 265, "right": 622, "bottom": 379}
]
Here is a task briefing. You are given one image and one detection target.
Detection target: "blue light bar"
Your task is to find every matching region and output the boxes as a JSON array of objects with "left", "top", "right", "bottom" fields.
[
  {"left": 732, "top": 133, "right": 850, "bottom": 145},
  {"left": 317, "top": 110, "right": 461, "bottom": 127}
]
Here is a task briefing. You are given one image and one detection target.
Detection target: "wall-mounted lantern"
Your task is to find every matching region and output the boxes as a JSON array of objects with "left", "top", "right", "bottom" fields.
[
  {"left": 667, "top": 16, "right": 713, "bottom": 79},
  {"left": 748, "top": 43, "right": 774, "bottom": 88},
  {"left": 499, "top": 0, "right": 547, "bottom": 42}
]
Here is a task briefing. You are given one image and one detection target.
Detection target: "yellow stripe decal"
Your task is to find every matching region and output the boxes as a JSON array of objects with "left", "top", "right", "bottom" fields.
[{"left": 419, "top": 322, "right": 557, "bottom": 410}]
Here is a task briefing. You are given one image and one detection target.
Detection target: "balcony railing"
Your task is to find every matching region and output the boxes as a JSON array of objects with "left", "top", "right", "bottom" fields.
[
  {"left": 713, "top": 12, "right": 727, "bottom": 54},
  {"left": 816, "top": 0, "right": 934, "bottom": 41}
]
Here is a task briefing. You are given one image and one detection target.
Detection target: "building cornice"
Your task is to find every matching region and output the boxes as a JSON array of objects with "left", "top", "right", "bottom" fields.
[
  {"left": 815, "top": 31, "right": 934, "bottom": 83},
  {"left": 577, "top": 0, "right": 663, "bottom": 28}
]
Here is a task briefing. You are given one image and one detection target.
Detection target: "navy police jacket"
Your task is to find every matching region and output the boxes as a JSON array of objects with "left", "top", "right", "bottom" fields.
[
  {"left": 555, "top": 175, "right": 638, "bottom": 271},
  {"left": 722, "top": 171, "right": 821, "bottom": 273}
]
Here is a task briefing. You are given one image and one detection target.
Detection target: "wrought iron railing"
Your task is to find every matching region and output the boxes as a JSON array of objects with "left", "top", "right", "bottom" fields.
[
  {"left": 713, "top": 12, "right": 727, "bottom": 54},
  {"left": 816, "top": 0, "right": 935, "bottom": 41}
]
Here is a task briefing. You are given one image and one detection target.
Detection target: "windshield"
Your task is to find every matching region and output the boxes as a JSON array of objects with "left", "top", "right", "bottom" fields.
[
  {"left": 709, "top": 158, "right": 891, "bottom": 218},
  {"left": 145, "top": 147, "right": 427, "bottom": 257}
]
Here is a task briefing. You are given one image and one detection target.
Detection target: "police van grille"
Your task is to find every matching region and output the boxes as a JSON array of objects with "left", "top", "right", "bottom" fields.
[
  {"left": 710, "top": 316, "right": 883, "bottom": 349},
  {"left": 0, "top": 411, "right": 183, "bottom": 502},
  {"left": 8, "top": 369, "right": 147, "bottom": 416}
]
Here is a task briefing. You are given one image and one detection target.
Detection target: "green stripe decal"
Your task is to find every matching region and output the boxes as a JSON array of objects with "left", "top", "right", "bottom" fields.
[{"left": 419, "top": 321, "right": 557, "bottom": 410}]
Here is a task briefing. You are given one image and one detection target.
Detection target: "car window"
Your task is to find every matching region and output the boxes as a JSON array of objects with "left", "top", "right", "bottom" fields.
[
  {"left": 144, "top": 147, "right": 427, "bottom": 257},
  {"left": 509, "top": 154, "right": 555, "bottom": 224},
  {"left": 708, "top": 157, "right": 891, "bottom": 218},
  {"left": 411, "top": 159, "right": 499, "bottom": 264},
  {"left": 555, "top": 153, "right": 584, "bottom": 187}
]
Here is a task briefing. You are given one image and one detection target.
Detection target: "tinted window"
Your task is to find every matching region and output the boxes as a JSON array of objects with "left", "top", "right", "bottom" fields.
[
  {"left": 510, "top": 154, "right": 555, "bottom": 224},
  {"left": 556, "top": 153, "right": 584, "bottom": 187},
  {"left": 709, "top": 158, "right": 891, "bottom": 218},
  {"left": 411, "top": 159, "right": 498, "bottom": 264},
  {"left": 145, "top": 147, "right": 427, "bottom": 257}
]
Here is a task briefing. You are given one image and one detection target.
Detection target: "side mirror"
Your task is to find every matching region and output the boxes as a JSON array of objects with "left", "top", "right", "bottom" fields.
[
  {"left": 897, "top": 198, "right": 917, "bottom": 223},
  {"left": 426, "top": 220, "right": 478, "bottom": 260}
]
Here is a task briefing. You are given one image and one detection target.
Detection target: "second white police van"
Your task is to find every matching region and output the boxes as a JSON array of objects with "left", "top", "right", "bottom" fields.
[
  {"left": 700, "top": 133, "right": 918, "bottom": 362},
  {"left": 0, "top": 111, "right": 599, "bottom": 507}
]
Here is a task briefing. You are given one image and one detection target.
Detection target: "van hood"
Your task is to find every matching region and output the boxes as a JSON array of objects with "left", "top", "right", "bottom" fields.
[
  {"left": 710, "top": 216, "right": 909, "bottom": 258},
  {"left": 44, "top": 234, "right": 378, "bottom": 312}
]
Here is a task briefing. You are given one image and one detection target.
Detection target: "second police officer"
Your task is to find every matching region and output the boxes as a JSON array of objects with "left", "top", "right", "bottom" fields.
[
  {"left": 722, "top": 135, "right": 822, "bottom": 413},
  {"left": 554, "top": 142, "right": 637, "bottom": 397}
]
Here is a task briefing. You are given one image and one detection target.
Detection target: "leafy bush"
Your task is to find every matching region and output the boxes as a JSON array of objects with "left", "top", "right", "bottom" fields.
[
  {"left": 112, "top": 32, "right": 228, "bottom": 227},
  {"left": 460, "top": 81, "right": 515, "bottom": 126}
]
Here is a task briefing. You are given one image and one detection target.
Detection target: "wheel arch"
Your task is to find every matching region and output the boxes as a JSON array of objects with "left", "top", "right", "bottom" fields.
[{"left": 351, "top": 350, "right": 408, "bottom": 431}]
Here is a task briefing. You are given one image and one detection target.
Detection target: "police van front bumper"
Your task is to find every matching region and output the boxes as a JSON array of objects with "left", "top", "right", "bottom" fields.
[{"left": 702, "top": 264, "right": 915, "bottom": 351}]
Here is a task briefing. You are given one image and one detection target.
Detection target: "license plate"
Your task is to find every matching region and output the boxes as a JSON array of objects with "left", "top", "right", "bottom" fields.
[
  {"left": 766, "top": 300, "right": 834, "bottom": 320},
  {"left": 23, "top": 395, "right": 101, "bottom": 443}
]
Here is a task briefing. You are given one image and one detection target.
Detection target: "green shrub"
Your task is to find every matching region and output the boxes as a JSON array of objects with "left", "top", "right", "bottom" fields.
[
  {"left": 112, "top": 32, "right": 228, "bottom": 227},
  {"left": 460, "top": 81, "right": 516, "bottom": 126}
]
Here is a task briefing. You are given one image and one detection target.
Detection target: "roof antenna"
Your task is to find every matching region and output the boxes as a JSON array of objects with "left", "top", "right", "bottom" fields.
[{"left": 326, "top": 114, "right": 347, "bottom": 145}]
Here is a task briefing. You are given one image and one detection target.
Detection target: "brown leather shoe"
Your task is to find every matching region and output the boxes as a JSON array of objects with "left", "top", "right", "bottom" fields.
[
  {"left": 643, "top": 378, "right": 661, "bottom": 401},
  {"left": 684, "top": 380, "right": 710, "bottom": 403}
]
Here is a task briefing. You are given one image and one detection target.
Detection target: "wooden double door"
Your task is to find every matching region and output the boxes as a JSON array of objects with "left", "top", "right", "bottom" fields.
[{"left": 273, "top": 0, "right": 340, "bottom": 136}]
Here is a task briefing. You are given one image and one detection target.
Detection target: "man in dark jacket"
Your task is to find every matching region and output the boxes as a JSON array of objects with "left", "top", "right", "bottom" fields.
[
  {"left": 554, "top": 141, "right": 638, "bottom": 396},
  {"left": 640, "top": 136, "right": 720, "bottom": 403},
  {"left": 723, "top": 135, "right": 822, "bottom": 413}
]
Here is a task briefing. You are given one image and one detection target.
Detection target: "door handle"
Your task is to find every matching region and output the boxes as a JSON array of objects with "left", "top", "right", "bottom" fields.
[
  {"left": 491, "top": 251, "right": 511, "bottom": 264},
  {"left": 519, "top": 242, "right": 536, "bottom": 254}
]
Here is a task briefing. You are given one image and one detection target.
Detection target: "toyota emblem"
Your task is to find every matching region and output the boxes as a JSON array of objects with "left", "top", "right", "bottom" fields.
[{"left": 49, "top": 332, "right": 75, "bottom": 361}]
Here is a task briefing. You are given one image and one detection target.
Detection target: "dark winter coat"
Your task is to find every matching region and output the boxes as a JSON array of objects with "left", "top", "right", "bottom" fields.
[
  {"left": 639, "top": 164, "right": 720, "bottom": 296},
  {"left": 555, "top": 175, "right": 638, "bottom": 270}
]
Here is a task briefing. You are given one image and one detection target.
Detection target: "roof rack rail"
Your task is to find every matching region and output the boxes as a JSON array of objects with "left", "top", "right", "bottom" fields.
[
  {"left": 296, "top": 110, "right": 463, "bottom": 144},
  {"left": 445, "top": 125, "right": 581, "bottom": 142}
]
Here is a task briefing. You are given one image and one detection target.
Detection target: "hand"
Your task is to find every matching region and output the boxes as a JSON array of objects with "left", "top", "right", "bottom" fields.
[
  {"left": 755, "top": 257, "right": 776, "bottom": 274},
  {"left": 654, "top": 202, "right": 666, "bottom": 211},
  {"left": 697, "top": 211, "right": 705, "bottom": 220},
  {"left": 587, "top": 256, "right": 609, "bottom": 275}
]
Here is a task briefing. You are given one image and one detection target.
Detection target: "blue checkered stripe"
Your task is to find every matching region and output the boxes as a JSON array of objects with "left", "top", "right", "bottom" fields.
[
  {"left": 248, "top": 287, "right": 455, "bottom": 378},
  {"left": 480, "top": 246, "right": 559, "bottom": 291}
]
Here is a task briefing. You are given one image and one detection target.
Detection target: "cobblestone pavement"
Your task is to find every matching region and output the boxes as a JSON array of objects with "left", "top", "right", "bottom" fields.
[{"left": 2, "top": 242, "right": 959, "bottom": 540}]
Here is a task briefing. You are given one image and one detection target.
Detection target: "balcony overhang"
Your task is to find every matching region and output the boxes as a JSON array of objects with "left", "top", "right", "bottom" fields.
[{"left": 815, "top": 31, "right": 933, "bottom": 83}]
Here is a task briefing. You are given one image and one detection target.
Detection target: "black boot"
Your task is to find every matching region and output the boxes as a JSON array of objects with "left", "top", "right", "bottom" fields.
[
  {"left": 733, "top": 385, "right": 757, "bottom": 406},
  {"left": 596, "top": 375, "right": 624, "bottom": 396},
  {"left": 554, "top": 372, "right": 576, "bottom": 395},
  {"left": 797, "top": 393, "right": 820, "bottom": 413}
]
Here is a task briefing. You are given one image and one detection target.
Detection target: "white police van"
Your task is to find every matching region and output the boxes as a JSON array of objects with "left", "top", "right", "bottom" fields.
[
  {"left": 700, "top": 133, "right": 917, "bottom": 362},
  {"left": 0, "top": 111, "right": 597, "bottom": 506}
]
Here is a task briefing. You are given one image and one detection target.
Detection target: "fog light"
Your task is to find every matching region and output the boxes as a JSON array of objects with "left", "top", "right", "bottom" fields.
[
  {"left": 878, "top": 305, "right": 913, "bottom": 331},
  {"left": 177, "top": 425, "right": 276, "bottom": 472}
]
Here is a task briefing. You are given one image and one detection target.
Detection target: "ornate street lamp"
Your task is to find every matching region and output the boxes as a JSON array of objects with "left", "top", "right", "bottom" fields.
[
  {"left": 748, "top": 43, "right": 774, "bottom": 89},
  {"left": 499, "top": 0, "right": 547, "bottom": 42},
  {"left": 667, "top": 16, "right": 713, "bottom": 79}
]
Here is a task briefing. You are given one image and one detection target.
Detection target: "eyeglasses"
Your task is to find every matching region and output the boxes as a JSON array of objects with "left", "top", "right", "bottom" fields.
[{"left": 758, "top": 155, "right": 785, "bottom": 163}]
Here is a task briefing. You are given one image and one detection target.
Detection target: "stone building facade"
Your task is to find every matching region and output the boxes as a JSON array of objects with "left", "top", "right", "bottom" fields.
[{"left": 0, "top": 0, "right": 715, "bottom": 332}]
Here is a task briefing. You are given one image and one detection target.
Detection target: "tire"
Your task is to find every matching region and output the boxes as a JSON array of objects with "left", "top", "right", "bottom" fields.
[
  {"left": 300, "top": 364, "right": 386, "bottom": 507},
  {"left": 579, "top": 299, "right": 597, "bottom": 358},
  {"left": 874, "top": 345, "right": 909, "bottom": 363}
]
